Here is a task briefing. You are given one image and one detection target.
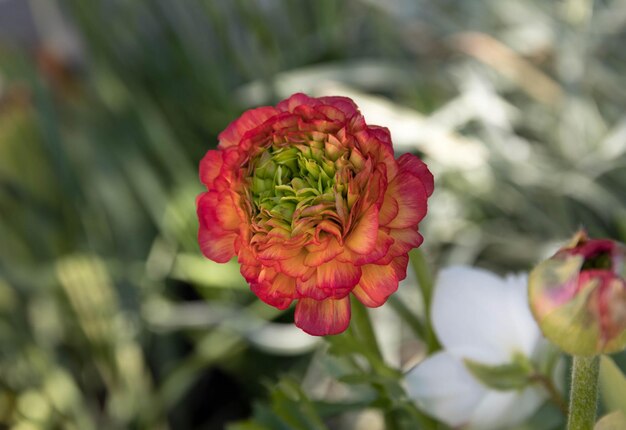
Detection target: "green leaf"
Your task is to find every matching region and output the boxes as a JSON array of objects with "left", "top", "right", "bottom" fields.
[
  {"left": 599, "top": 356, "right": 626, "bottom": 416},
  {"left": 464, "top": 353, "right": 534, "bottom": 391}
]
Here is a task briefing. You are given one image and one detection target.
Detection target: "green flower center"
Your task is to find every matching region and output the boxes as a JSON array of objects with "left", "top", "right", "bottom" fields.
[{"left": 245, "top": 134, "right": 366, "bottom": 238}]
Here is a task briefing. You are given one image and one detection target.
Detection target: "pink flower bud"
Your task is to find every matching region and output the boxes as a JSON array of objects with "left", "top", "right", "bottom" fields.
[{"left": 529, "top": 230, "right": 626, "bottom": 355}]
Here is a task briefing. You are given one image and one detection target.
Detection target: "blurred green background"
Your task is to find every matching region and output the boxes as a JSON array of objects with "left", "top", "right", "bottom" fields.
[{"left": 2, "top": 0, "right": 626, "bottom": 429}]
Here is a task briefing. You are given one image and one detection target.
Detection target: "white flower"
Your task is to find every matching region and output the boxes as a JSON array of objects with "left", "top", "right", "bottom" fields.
[{"left": 405, "top": 266, "right": 552, "bottom": 430}]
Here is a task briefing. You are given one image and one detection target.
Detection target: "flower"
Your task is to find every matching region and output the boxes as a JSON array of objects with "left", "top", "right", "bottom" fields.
[
  {"left": 196, "top": 93, "right": 433, "bottom": 336},
  {"left": 529, "top": 230, "right": 626, "bottom": 355},
  {"left": 406, "top": 266, "right": 555, "bottom": 430}
]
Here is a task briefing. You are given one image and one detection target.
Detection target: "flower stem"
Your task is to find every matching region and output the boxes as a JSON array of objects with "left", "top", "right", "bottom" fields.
[
  {"left": 567, "top": 355, "right": 600, "bottom": 430},
  {"left": 530, "top": 372, "right": 568, "bottom": 416}
]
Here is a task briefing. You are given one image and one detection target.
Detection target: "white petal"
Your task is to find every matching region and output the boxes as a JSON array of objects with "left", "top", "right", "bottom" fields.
[
  {"left": 431, "top": 266, "right": 541, "bottom": 364},
  {"left": 469, "top": 385, "right": 546, "bottom": 430},
  {"left": 405, "top": 351, "right": 488, "bottom": 427}
]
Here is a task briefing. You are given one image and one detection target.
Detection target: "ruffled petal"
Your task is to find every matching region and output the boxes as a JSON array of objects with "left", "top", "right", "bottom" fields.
[
  {"left": 316, "top": 259, "right": 362, "bottom": 291},
  {"left": 304, "top": 238, "right": 345, "bottom": 267},
  {"left": 385, "top": 171, "right": 428, "bottom": 229},
  {"left": 198, "top": 228, "right": 236, "bottom": 263},
  {"left": 352, "top": 263, "right": 399, "bottom": 307},
  {"left": 218, "top": 106, "right": 278, "bottom": 148},
  {"left": 387, "top": 228, "right": 424, "bottom": 258},
  {"left": 199, "top": 150, "right": 223, "bottom": 189},
  {"left": 251, "top": 272, "right": 296, "bottom": 310},
  {"left": 345, "top": 205, "right": 379, "bottom": 255},
  {"left": 397, "top": 153, "right": 434, "bottom": 197},
  {"left": 294, "top": 296, "right": 351, "bottom": 336},
  {"left": 405, "top": 352, "right": 487, "bottom": 428},
  {"left": 348, "top": 229, "right": 394, "bottom": 266},
  {"left": 318, "top": 96, "right": 360, "bottom": 117},
  {"left": 432, "top": 267, "right": 541, "bottom": 364}
]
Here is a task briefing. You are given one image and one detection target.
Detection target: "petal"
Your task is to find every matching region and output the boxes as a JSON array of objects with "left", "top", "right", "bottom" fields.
[
  {"left": 294, "top": 297, "right": 351, "bottom": 336},
  {"left": 199, "top": 150, "right": 222, "bottom": 188},
  {"left": 385, "top": 171, "right": 428, "bottom": 229},
  {"left": 198, "top": 228, "right": 236, "bottom": 263},
  {"left": 469, "top": 386, "right": 546, "bottom": 430},
  {"left": 316, "top": 260, "right": 362, "bottom": 291},
  {"left": 352, "top": 263, "right": 399, "bottom": 307},
  {"left": 345, "top": 205, "right": 379, "bottom": 254},
  {"left": 397, "top": 153, "right": 434, "bottom": 197},
  {"left": 390, "top": 254, "right": 409, "bottom": 281},
  {"left": 276, "top": 93, "right": 318, "bottom": 112},
  {"left": 405, "top": 352, "right": 488, "bottom": 428},
  {"left": 304, "top": 238, "right": 345, "bottom": 267},
  {"left": 251, "top": 272, "right": 296, "bottom": 310},
  {"left": 388, "top": 228, "right": 424, "bottom": 258},
  {"left": 318, "top": 96, "right": 360, "bottom": 117},
  {"left": 378, "top": 194, "right": 399, "bottom": 226},
  {"left": 432, "top": 267, "right": 541, "bottom": 364},
  {"left": 348, "top": 229, "right": 394, "bottom": 266},
  {"left": 215, "top": 192, "right": 243, "bottom": 231},
  {"left": 218, "top": 106, "right": 278, "bottom": 148}
]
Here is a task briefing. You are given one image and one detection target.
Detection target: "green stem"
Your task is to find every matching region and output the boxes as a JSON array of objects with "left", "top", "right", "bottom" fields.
[
  {"left": 349, "top": 296, "right": 383, "bottom": 361},
  {"left": 567, "top": 355, "right": 600, "bottom": 430},
  {"left": 408, "top": 249, "right": 441, "bottom": 352}
]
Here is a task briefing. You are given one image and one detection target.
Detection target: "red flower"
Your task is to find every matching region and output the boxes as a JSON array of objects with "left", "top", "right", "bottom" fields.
[{"left": 197, "top": 93, "right": 433, "bottom": 336}]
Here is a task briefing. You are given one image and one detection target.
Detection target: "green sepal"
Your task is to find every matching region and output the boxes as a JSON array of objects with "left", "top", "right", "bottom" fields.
[{"left": 463, "top": 353, "right": 534, "bottom": 391}]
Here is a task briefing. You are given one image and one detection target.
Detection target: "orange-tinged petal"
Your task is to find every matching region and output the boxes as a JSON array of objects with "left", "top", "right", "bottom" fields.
[
  {"left": 352, "top": 264, "right": 399, "bottom": 307},
  {"left": 345, "top": 205, "right": 379, "bottom": 255},
  {"left": 215, "top": 192, "right": 243, "bottom": 231},
  {"left": 251, "top": 273, "right": 296, "bottom": 310},
  {"left": 218, "top": 106, "right": 278, "bottom": 149},
  {"left": 378, "top": 194, "right": 399, "bottom": 226},
  {"left": 388, "top": 228, "right": 424, "bottom": 258},
  {"left": 386, "top": 172, "right": 428, "bottom": 229},
  {"left": 199, "top": 150, "right": 223, "bottom": 188},
  {"left": 349, "top": 229, "right": 395, "bottom": 266},
  {"left": 316, "top": 259, "right": 362, "bottom": 290},
  {"left": 257, "top": 243, "right": 303, "bottom": 261},
  {"left": 398, "top": 153, "right": 434, "bottom": 197},
  {"left": 304, "top": 238, "right": 345, "bottom": 267},
  {"left": 278, "top": 251, "right": 312, "bottom": 279},
  {"left": 296, "top": 273, "right": 327, "bottom": 300},
  {"left": 198, "top": 228, "right": 236, "bottom": 263},
  {"left": 390, "top": 254, "right": 409, "bottom": 281},
  {"left": 295, "top": 297, "right": 351, "bottom": 336}
]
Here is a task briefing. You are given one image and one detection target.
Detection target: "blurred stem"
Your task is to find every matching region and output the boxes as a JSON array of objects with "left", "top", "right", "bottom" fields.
[
  {"left": 408, "top": 249, "right": 440, "bottom": 353},
  {"left": 530, "top": 372, "right": 568, "bottom": 416},
  {"left": 349, "top": 297, "right": 383, "bottom": 362},
  {"left": 567, "top": 355, "right": 600, "bottom": 430}
]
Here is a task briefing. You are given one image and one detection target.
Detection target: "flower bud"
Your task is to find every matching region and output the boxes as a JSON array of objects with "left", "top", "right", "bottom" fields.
[{"left": 529, "top": 230, "right": 626, "bottom": 355}]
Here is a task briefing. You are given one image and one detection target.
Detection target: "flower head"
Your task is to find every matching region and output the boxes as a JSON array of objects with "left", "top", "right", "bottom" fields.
[
  {"left": 529, "top": 230, "right": 626, "bottom": 355},
  {"left": 406, "top": 267, "right": 555, "bottom": 429},
  {"left": 197, "top": 93, "right": 433, "bottom": 336}
]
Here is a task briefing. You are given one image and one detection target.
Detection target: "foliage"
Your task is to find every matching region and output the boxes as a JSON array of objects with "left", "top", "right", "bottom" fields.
[{"left": 1, "top": 0, "right": 626, "bottom": 428}]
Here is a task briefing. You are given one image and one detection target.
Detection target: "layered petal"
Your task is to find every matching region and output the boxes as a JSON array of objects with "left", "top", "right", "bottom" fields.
[
  {"left": 295, "top": 296, "right": 351, "bottom": 336},
  {"left": 352, "top": 263, "right": 398, "bottom": 307},
  {"left": 197, "top": 92, "right": 432, "bottom": 336},
  {"left": 218, "top": 106, "right": 278, "bottom": 148},
  {"left": 385, "top": 170, "right": 429, "bottom": 229},
  {"left": 251, "top": 272, "right": 296, "bottom": 310},
  {"left": 344, "top": 205, "right": 379, "bottom": 255}
]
